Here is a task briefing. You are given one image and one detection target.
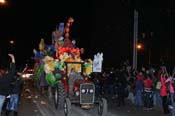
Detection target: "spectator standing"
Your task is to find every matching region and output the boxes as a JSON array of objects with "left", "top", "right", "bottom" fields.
[
  {"left": 6, "top": 71, "right": 24, "bottom": 116},
  {"left": 117, "top": 67, "right": 127, "bottom": 106},
  {"left": 165, "top": 76, "right": 175, "bottom": 116},
  {"left": 153, "top": 76, "right": 162, "bottom": 108},
  {"left": 160, "top": 73, "right": 170, "bottom": 114},
  {"left": 143, "top": 73, "right": 153, "bottom": 110},
  {"left": 135, "top": 72, "right": 143, "bottom": 106},
  {"left": 0, "top": 54, "right": 16, "bottom": 116}
]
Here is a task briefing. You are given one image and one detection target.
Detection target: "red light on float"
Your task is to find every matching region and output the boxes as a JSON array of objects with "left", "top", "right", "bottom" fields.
[
  {"left": 66, "top": 23, "right": 70, "bottom": 27},
  {"left": 85, "top": 77, "right": 88, "bottom": 81},
  {"left": 68, "top": 17, "right": 74, "bottom": 23},
  {"left": 63, "top": 77, "right": 66, "bottom": 81},
  {"left": 65, "top": 28, "right": 70, "bottom": 33}
]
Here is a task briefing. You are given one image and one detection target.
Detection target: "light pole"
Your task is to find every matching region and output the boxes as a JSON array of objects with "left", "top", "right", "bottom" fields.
[{"left": 133, "top": 9, "right": 138, "bottom": 70}]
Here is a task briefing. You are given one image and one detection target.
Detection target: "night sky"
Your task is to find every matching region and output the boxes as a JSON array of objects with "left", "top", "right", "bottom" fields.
[{"left": 0, "top": 0, "right": 175, "bottom": 68}]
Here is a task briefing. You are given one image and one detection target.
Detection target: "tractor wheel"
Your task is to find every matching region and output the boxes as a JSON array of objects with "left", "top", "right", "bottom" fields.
[
  {"left": 54, "top": 85, "right": 59, "bottom": 109},
  {"left": 54, "top": 81, "right": 66, "bottom": 109},
  {"left": 64, "top": 98, "right": 71, "bottom": 116},
  {"left": 98, "top": 98, "right": 108, "bottom": 116}
]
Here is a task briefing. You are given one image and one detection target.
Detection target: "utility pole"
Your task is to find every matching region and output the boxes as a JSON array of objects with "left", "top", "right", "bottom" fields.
[{"left": 133, "top": 9, "right": 138, "bottom": 70}]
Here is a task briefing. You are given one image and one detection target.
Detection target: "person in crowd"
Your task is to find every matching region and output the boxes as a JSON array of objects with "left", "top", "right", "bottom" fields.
[
  {"left": 92, "top": 72, "right": 101, "bottom": 97},
  {"left": 160, "top": 71, "right": 170, "bottom": 114},
  {"left": 143, "top": 72, "right": 153, "bottom": 110},
  {"left": 166, "top": 75, "right": 175, "bottom": 116},
  {"left": 0, "top": 54, "right": 16, "bottom": 116},
  {"left": 100, "top": 71, "right": 108, "bottom": 95},
  {"left": 126, "top": 75, "right": 135, "bottom": 105},
  {"left": 6, "top": 71, "right": 24, "bottom": 116},
  {"left": 127, "top": 68, "right": 137, "bottom": 105},
  {"left": 153, "top": 75, "right": 162, "bottom": 108},
  {"left": 104, "top": 69, "right": 115, "bottom": 97},
  {"left": 117, "top": 66, "right": 127, "bottom": 106},
  {"left": 135, "top": 72, "right": 143, "bottom": 106},
  {"left": 117, "top": 82, "right": 126, "bottom": 106}
]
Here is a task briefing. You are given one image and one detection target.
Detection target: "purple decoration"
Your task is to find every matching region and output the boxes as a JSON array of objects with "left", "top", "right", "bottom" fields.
[
  {"left": 58, "top": 22, "right": 64, "bottom": 36},
  {"left": 40, "top": 72, "right": 48, "bottom": 87}
]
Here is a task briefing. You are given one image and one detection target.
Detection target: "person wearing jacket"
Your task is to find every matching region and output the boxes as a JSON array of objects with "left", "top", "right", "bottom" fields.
[
  {"left": 0, "top": 54, "right": 16, "bottom": 116},
  {"left": 6, "top": 71, "right": 24, "bottom": 116},
  {"left": 143, "top": 73, "right": 153, "bottom": 110}
]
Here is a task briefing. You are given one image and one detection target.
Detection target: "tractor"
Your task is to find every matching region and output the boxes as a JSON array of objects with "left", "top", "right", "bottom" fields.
[{"left": 62, "top": 62, "right": 108, "bottom": 116}]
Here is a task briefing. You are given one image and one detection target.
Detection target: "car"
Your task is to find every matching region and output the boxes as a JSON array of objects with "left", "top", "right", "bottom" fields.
[{"left": 22, "top": 68, "right": 34, "bottom": 79}]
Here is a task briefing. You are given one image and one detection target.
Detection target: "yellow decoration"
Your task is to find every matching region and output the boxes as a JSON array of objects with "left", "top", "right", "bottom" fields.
[
  {"left": 43, "top": 56, "right": 55, "bottom": 74},
  {"left": 84, "top": 59, "right": 93, "bottom": 75},
  {"left": 39, "top": 38, "right": 45, "bottom": 52},
  {"left": 59, "top": 52, "right": 70, "bottom": 62}
]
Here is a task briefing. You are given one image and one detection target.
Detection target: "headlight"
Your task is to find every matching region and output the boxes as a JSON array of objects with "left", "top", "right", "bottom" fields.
[
  {"left": 81, "top": 89, "right": 94, "bottom": 94},
  {"left": 22, "top": 74, "right": 26, "bottom": 78},
  {"left": 81, "top": 89, "right": 85, "bottom": 93},
  {"left": 22, "top": 74, "right": 33, "bottom": 79},
  {"left": 89, "top": 89, "right": 94, "bottom": 93}
]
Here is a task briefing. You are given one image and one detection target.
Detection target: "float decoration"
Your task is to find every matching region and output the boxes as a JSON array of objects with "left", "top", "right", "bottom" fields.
[{"left": 33, "top": 17, "right": 96, "bottom": 87}]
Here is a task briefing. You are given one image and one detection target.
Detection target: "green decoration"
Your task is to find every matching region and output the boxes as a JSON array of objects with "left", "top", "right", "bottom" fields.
[
  {"left": 55, "top": 61, "right": 63, "bottom": 70},
  {"left": 36, "top": 64, "right": 44, "bottom": 79},
  {"left": 45, "top": 73, "right": 57, "bottom": 86},
  {"left": 55, "top": 73, "right": 61, "bottom": 79}
]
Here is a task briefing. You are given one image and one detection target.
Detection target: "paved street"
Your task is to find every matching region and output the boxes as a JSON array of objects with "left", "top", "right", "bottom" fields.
[{"left": 15, "top": 82, "right": 172, "bottom": 116}]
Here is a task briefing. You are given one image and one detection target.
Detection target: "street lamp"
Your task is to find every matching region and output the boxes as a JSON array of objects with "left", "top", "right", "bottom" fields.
[
  {"left": 0, "top": 0, "right": 6, "bottom": 4},
  {"left": 8, "top": 40, "right": 15, "bottom": 53},
  {"left": 137, "top": 44, "right": 142, "bottom": 50},
  {"left": 0, "top": 0, "right": 9, "bottom": 7},
  {"left": 9, "top": 40, "right": 14, "bottom": 45},
  {"left": 0, "top": 0, "right": 5, "bottom": 3},
  {"left": 0, "top": 0, "right": 7, "bottom": 7}
]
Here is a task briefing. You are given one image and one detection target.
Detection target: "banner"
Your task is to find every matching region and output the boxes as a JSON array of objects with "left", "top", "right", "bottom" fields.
[{"left": 92, "top": 53, "right": 103, "bottom": 72}]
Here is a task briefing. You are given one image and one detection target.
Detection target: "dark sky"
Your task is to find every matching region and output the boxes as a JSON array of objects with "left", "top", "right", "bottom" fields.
[{"left": 0, "top": 0, "right": 175, "bottom": 68}]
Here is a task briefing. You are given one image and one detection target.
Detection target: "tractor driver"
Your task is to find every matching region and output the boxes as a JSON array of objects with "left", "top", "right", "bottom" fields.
[{"left": 68, "top": 68, "right": 83, "bottom": 96}]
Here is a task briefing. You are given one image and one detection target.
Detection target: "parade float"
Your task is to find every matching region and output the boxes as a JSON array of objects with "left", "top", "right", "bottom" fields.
[{"left": 33, "top": 17, "right": 107, "bottom": 116}]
